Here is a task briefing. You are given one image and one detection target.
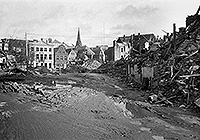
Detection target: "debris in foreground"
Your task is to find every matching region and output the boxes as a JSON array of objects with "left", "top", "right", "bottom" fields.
[{"left": 94, "top": 6, "right": 200, "bottom": 109}]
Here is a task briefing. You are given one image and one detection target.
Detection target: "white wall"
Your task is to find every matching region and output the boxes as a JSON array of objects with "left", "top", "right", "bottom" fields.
[
  {"left": 29, "top": 42, "right": 55, "bottom": 69},
  {"left": 114, "top": 42, "right": 131, "bottom": 61}
]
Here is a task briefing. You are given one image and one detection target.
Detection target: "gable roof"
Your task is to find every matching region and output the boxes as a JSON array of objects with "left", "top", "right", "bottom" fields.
[
  {"left": 54, "top": 44, "right": 71, "bottom": 54},
  {"left": 116, "top": 33, "right": 156, "bottom": 44},
  {"left": 52, "top": 39, "right": 61, "bottom": 44},
  {"left": 116, "top": 36, "right": 131, "bottom": 43}
]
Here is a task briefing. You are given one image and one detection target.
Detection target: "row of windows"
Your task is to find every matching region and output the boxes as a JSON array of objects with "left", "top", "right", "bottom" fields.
[
  {"left": 36, "top": 63, "right": 52, "bottom": 68},
  {"left": 56, "top": 56, "right": 68, "bottom": 60},
  {"left": 31, "top": 47, "right": 52, "bottom": 52},
  {"left": 36, "top": 54, "right": 52, "bottom": 60}
]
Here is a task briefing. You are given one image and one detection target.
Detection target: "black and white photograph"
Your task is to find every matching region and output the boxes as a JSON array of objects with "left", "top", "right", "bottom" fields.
[{"left": 0, "top": 0, "right": 200, "bottom": 139}]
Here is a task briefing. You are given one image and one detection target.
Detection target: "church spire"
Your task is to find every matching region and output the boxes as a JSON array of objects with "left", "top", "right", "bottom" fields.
[{"left": 75, "top": 28, "right": 82, "bottom": 48}]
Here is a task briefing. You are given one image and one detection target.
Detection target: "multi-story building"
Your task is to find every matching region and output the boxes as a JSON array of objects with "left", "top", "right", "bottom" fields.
[
  {"left": 54, "top": 44, "right": 71, "bottom": 69},
  {"left": 113, "top": 36, "right": 131, "bottom": 61},
  {"left": 113, "top": 33, "right": 156, "bottom": 61},
  {"left": 29, "top": 38, "right": 60, "bottom": 69}
]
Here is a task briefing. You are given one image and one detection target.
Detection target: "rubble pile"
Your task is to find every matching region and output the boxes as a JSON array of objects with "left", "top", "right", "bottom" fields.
[
  {"left": 0, "top": 102, "right": 12, "bottom": 121},
  {"left": 0, "top": 67, "right": 30, "bottom": 82},
  {"left": 82, "top": 59, "right": 102, "bottom": 70},
  {"left": 140, "top": 9, "right": 200, "bottom": 107},
  {"left": 0, "top": 80, "right": 136, "bottom": 122},
  {"left": 95, "top": 7, "right": 200, "bottom": 108},
  {"left": 94, "top": 60, "right": 127, "bottom": 78},
  {"left": 0, "top": 81, "right": 100, "bottom": 110}
]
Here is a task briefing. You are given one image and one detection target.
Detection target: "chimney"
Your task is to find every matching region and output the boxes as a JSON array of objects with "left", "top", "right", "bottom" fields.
[
  {"left": 48, "top": 38, "right": 52, "bottom": 43},
  {"left": 173, "top": 23, "right": 176, "bottom": 40},
  {"left": 138, "top": 33, "right": 141, "bottom": 41}
]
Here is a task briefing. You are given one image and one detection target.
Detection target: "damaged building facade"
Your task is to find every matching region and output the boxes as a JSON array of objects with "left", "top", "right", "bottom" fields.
[{"left": 113, "top": 33, "right": 156, "bottom": 61}]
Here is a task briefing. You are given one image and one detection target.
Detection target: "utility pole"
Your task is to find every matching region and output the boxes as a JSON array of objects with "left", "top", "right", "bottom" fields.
[
  {"left": 102, "top": 22, "right": 105, "bottom": 45},
  {"left": 103, "top": 22, "right": 105, "bottom": 45},
  {"left": 25, "top": 32, "right": 29, "bottom": 68},
  {"left": 25, "top": 32, "right": 28, "bottom": 56},
  {"left": 173, "top": 23, "right": 176, "bottom": 51}
]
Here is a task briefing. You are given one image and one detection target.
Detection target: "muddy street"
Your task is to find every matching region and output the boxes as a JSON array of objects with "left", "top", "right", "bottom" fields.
[{"left": 0, "top": 73, "right": 200, "bottom": 140}]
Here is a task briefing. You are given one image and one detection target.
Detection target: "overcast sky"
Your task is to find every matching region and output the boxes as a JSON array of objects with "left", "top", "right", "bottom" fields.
[{"left": 0, "top": 0, "right": 199, "bottom": 47}]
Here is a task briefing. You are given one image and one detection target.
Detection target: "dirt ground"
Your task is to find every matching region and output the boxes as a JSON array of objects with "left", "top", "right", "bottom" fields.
[{"left": 0, "top": 73, "right": 200, "bottom": 140}]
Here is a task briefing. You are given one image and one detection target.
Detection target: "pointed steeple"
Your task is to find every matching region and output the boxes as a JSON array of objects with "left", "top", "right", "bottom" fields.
[{"left": 75, "top": 28, "right": 82, "bottom": 48}]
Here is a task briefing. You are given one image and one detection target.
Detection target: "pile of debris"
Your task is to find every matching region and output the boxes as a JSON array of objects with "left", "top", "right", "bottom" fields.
[
  {"left": 140, "top": 7, "right": 200, "bottom": 108},
  {"left": 95, "top": 7, "right": 200, "bottom": 108},
  {"left": 0, "top": 81, "right": 100, "bottom": 110},
  {"left": 94, "top": 59, "right": 127, "bottom": 78},
  {"left": 82, "top": 59, "right": 102, "bottom": 70},
  {"left": 0, "top": 102, "right": 12, "bottom": 121},
  {"left": 0, "top": 66, "right": 54, "bottom": 82},
  {"left": 0, "top": 67, "right": 28, "bottom": 82}
]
